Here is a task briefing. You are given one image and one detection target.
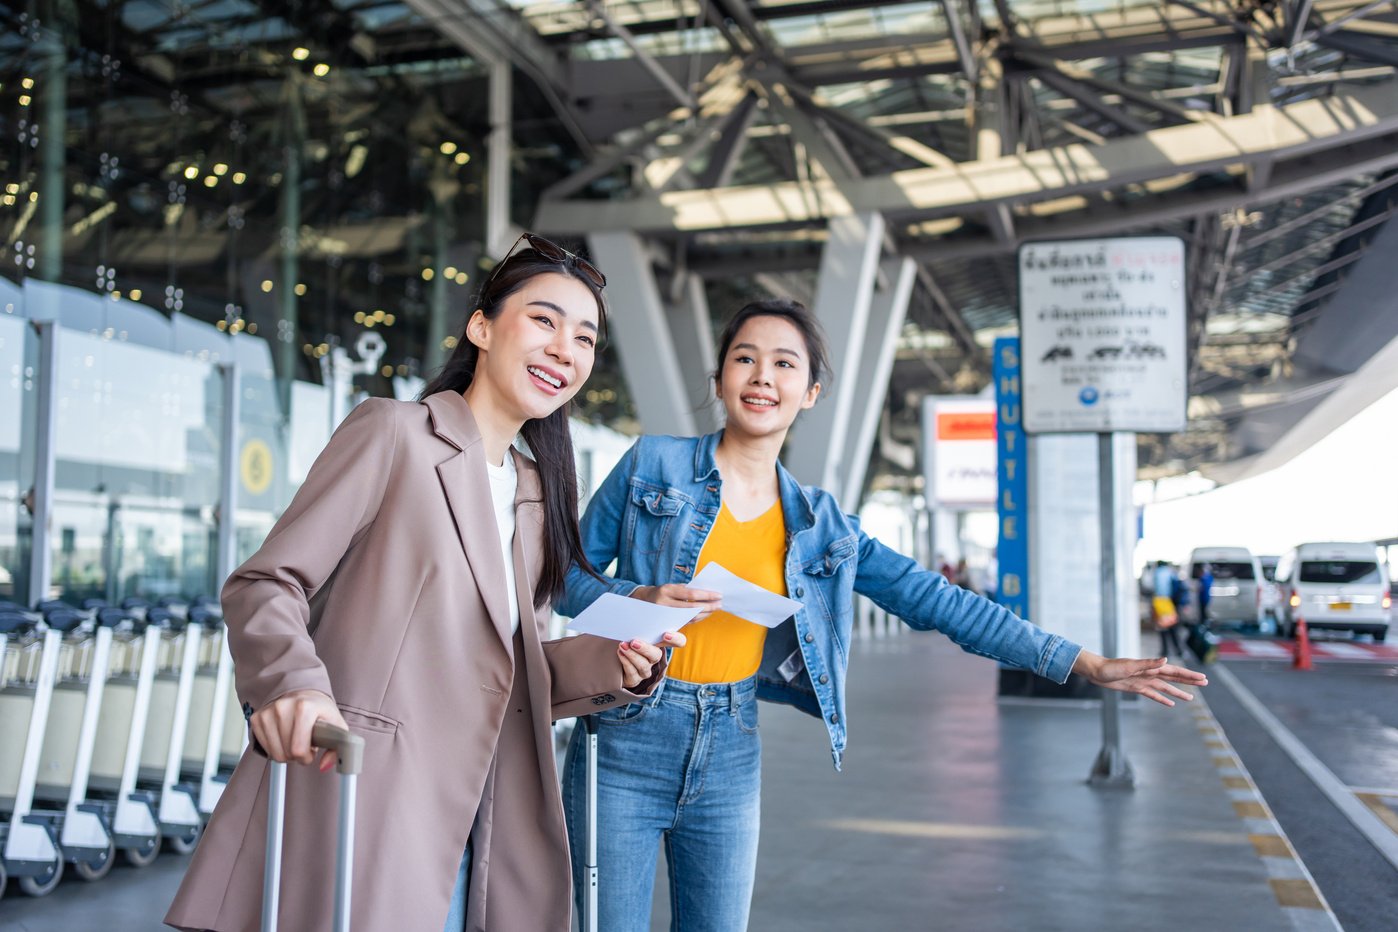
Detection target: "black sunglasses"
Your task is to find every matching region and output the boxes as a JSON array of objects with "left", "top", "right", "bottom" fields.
[{"left": 482, "top": 232, "right": 607, "bottom": 293}]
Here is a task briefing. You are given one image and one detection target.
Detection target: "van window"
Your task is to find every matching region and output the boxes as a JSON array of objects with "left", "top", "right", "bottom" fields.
[
  {"left": 1192, "top": 562, "right": 1254, "bottom": 580},
  {"left": 1299, "top": 561, "right": 1382, "bottom": 585}
]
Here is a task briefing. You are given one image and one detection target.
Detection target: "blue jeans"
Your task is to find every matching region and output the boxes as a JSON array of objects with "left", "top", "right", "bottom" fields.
[
  {"left": 563, "top": 676, "right": 762, "bottom": 932},
  {"left": 443, "top": 841, "right": 470, "bottom": 931}
]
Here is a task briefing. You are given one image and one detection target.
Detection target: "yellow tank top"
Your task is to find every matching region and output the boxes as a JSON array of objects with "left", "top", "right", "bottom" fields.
[{"left": 667, "top": 500, "right": 787, "bottom": 684}]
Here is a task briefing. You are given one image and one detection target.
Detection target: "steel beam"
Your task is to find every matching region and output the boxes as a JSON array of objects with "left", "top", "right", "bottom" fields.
[
  {"left": 842, "top": 257, "right": 917, "bottom": 507},
  {"left": 784, "top": 212, "right": 885, "bottom": 496},
  {"left": 698, "top": 94, "right": 760, "bottom": 189},
  {"left": 535, "top": 82, "right": 1398, "bottom": 234},
  {"left": 587, "top": 0, "right": 696, "bottom": 110},
  {"left": 1316, "top": 29, "right": 1398, "bottom": 68},
  {"left": 668, "top": 273, "right": 720, "bottom": 434},
  {"left": 584, "top": 232, "right": 697, "bottom": 436}
]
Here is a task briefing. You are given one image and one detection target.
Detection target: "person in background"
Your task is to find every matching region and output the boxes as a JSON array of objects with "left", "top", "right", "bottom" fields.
[
  {"left": 559, "top": 297, "right": 1208, "bottom": 932},
  {"left": 1197, "top": 562, "right": 1215, "bottom": 625},
  {"left": 1152, "top": 559, "right": 1176, "bottom": 600}
]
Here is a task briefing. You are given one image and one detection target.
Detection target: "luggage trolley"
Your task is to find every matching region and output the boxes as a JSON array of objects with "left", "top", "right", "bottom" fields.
[
  {"left": 0, "top": 606, "right": 74, "bottom": 897},
  {"left": 135, "top": 600, "right": 206, "bottom": 852},
  {"left": 87, "top": 602, "right": 169, "bottom": 867},
  {"left": 175, "top": 601, "right": 239, "bottom": 816},
  {"left": 30, "top": 604, "right": 126, "bottom": 882}
]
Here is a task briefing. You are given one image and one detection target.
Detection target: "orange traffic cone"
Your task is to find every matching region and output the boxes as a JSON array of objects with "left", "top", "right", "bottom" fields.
[{"left": 1292, "top": 616, "right": 1313, "bottom": 671}]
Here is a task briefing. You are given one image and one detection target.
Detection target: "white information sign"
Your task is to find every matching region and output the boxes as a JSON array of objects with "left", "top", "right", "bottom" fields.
[
  {"left": 1020, "top": 237, "right": 1187, "bottom": 433},
  {"left": 921, "top": 396, "right": 996, "bottom": 509}
]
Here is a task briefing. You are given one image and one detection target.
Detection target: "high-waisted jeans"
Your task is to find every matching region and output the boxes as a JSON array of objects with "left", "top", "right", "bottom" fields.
[{"left": 563, "top": 676, "right": 762, "bottom": 932}]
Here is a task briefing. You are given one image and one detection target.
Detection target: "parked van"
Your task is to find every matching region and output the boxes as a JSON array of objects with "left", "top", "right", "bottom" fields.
[
  {"left": 1275, "top": 542, "right": 1391, "bottom": 641},
  {"left": 1182, "top": 547, "right": 1263, "bottom": 627}
]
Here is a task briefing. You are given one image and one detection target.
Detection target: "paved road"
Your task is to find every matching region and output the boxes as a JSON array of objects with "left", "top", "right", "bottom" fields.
[{"left": 1208, "top": 633, "right": 1398, "bottom": 932}]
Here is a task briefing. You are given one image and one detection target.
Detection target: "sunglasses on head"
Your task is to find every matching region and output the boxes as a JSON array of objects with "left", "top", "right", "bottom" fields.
[{"left": 482, "top": 232, "right": 607, "bottom": 293}]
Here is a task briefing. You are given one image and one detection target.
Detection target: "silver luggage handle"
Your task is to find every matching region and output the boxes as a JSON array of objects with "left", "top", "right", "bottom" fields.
[{"left": 262, "top": 721, "right": 366, "bottom": 932}]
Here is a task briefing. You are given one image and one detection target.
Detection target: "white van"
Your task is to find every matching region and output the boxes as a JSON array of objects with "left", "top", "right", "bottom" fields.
[
  {"left": 1182, "top": 547, "right": 1263, "bottom": 627},
  {"left": 1275, "top": 542, "right": 1391, "bottom": 642}
]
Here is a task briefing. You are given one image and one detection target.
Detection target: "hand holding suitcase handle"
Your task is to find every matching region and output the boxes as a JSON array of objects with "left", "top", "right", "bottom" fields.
[
  {"left": 250, "top": 688, "right": 354, "bottom": 772},
  {"left": 312, "top": 721, "right": 364, "bottom": 775}
]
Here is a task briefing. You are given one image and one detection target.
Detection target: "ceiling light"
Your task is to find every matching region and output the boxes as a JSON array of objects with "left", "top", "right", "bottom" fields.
[
  {"left": 313, "top": 63, "right": 330, "bottom": 77},
  {"left": 261, "top": 280, "right": 274, "bottom": 292},
  {"left": 213, "top": 163, "right": 228, "bottom": 176},
  {"left": 439, "top": 142, "right": 457, "bottom": 155},
  {"left": 293, "top": 48, "right": 310, "bottom": 61},
  {"left": 232, "top": 172, "right": 247, "bottom": 184},
  {"left": 184, "top": 166, "right": 199, "bottom": 179},
  {"left": 454, "top": 152, "right": 470, "bottom": 165},
  {"left": 204, "top": 175, "right": 218, "bottom": 187}
]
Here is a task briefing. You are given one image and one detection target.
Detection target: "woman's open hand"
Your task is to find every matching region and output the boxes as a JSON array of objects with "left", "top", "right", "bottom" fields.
[
  {"left": 631, "top": 583, "right": 723, "bottom": 621},
  {"left": 250, "top": 688, "right": 351, "bottom": 772},
  {"left": 1072, "top": 651, "right": 1209, "bottom": 707},
  {"left": 617, "top": 631, "right": 687, "bottom": 689}
]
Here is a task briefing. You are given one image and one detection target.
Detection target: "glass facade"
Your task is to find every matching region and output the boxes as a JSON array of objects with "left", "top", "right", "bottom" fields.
[{"left": 0, "top": 280, "right": 327, "bottom": 607}]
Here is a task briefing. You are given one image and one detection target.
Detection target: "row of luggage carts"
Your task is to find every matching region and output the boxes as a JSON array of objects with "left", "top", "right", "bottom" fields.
[{"left": 0, "top": 595, "right": 245, "bottom": 899}]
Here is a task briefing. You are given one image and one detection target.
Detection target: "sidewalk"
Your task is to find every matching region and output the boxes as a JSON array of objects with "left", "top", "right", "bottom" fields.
[{"left": 699, "top": 633, "right": 1338, "bottom": 932}]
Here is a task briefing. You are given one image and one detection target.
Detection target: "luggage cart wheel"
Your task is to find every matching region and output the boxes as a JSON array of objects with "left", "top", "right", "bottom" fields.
[
  {"left": 166, "top": 823, "right": 202, "bottom": 855},
  {"left": 123, "top": 831, "right": 162, "bottom": 868},
  {"left": 17, "top": 856, "right": 64, "bottom": 897},
  {"left": 73, "top": 842, "right": 117, "bottom": 882}
]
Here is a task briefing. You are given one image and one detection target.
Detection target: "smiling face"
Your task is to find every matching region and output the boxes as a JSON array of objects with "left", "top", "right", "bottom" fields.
[
  {"left": 715, "top": 314, "right": 821, "bottom": 442},
  {"left": 466, "top": 272, "right": 599, "bottom": 423}
]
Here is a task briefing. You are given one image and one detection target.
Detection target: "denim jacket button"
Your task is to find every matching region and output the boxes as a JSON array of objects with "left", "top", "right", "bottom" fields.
[
  {"left": 818, "top": 674, "right": 829, "bottom": 685},
  {"left": 803, "top": 632, "right": 814, "bottom": 643},
  {"left": 795, "top": 586, "right": 804, "bottom": 597},
  {"left": 829, "top": 713, "right": 840, "bottom": 724}
]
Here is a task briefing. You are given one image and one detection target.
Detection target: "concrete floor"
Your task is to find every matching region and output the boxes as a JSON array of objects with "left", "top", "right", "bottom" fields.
[{"left": 2, "top": 635, "right": 1305, "bottom": 931}]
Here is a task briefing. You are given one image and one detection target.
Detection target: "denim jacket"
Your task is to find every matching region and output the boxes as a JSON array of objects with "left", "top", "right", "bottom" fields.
[{"left": 560, "top": 431, "right": 1082, "bottom": 769}]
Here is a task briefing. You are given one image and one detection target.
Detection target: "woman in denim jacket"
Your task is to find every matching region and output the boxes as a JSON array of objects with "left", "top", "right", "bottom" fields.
[{"left": 559, "top": 298, "right": 1206, "bottom": 932}]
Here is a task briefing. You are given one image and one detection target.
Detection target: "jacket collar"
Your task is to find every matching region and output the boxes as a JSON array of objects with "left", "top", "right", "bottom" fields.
[
  {"left": 692, "top": 428, "right": 817, "bottom": 535},
  {"left": 421, "top": 390, "right": 481, "bottom": 452}
]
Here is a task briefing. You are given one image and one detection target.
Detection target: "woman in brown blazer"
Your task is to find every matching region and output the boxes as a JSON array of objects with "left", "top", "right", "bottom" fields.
[{"left": 166, "top": 234, "right": 683, "bottom": 932}]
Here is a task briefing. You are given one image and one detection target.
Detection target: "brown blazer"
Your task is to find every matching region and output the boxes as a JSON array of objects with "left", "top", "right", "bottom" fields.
[{"left": 166, "top": 392, "right": 658, "bottom": 932}]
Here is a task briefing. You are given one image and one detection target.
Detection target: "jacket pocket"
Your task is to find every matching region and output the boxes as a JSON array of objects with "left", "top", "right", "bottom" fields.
[
  {"left": 337, "top": 703, "right": 402, "bottom": 736},
  {"left": 625, "top": 483, "right": 688, "bottom": 555},
  {"left": 802, "top": 535, "right": 858, "bottom": 578},
  {"left": 598, "top": 701, "right": 650, "bottom": 726}
]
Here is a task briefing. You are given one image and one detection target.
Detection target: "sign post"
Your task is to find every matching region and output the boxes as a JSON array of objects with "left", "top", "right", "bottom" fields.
[{"left": 1019, "top": 236, "right": 1187, "bottom": 789}]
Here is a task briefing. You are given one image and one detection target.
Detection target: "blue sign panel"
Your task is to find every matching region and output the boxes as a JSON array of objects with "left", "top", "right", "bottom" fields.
[{"left": 994, "top": 337, "right": 1029, "bottom": 620}]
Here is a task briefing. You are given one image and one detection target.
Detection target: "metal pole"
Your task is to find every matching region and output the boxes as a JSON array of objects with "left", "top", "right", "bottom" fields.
[
  {"left": 38, "top": 3, "right": 66, "bottom": 283},
  {"left": 334, "top": 773, "right": 356, "bottom": 932},
  {"left": 263, "top": 761, "right": 287, "bottom": 932},
  {"left": 217, "top": 361, "right": 240, "bottom": 584},
  {"left": 584, "top": 714, "right": 600, "bottom": 932},
  {"left": 28, "top": 320, "right": 58, "bottom": 604},
  {"left": 1089, "top": 432, "right": 1134, "bottom": 788},
  {"left": 277, "top": 80, "right": 305, "bottom": 415}
]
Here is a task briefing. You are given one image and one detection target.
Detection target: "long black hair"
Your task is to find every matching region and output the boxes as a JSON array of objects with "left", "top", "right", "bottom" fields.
[
  {"left": 712, "top": 297, "right": 832, "bottom": 393},
  {"left": 420, "top": 245, "right": 607, "bottom": 608}
]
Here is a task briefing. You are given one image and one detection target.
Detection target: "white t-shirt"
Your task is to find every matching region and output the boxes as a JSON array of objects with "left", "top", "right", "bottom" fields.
[{"left": 486, "top": 453, "right": 521, "bottom": 635}]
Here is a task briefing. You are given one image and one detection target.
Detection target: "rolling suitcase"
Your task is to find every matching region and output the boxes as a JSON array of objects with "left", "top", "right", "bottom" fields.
[
  {"left": 262, "top": 722, "right": 365, "bottom": 932},
  {"left": 581, "top": 714, "right": 600, "bottom": 932}
]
